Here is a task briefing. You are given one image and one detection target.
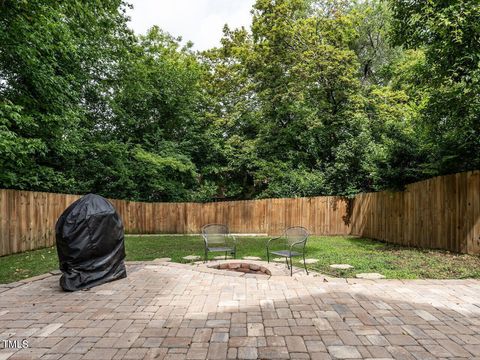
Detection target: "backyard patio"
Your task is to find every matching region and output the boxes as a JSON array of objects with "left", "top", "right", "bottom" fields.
[
  {"left": 1, "top": 260, "right": 480, "bottom": 360},
  {"left": 1, "top": 0, "right": 479, "bottom": 358},
  {"left": 1, "top": 173, "right": 479, "bottom": 360}
]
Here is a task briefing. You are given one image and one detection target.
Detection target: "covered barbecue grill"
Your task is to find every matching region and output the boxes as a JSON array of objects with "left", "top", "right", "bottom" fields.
[{"left": 55, "top": 194, "right": 127, "bottom": 291}]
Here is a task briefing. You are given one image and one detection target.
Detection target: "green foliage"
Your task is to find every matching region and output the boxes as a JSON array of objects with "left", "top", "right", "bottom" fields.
[
  {"left": 389, "top": 0, "right": 480, "bottom": 174},
  {"left": 0, "top": 0, "right": 477, "bottom": 202},
  {"left": 0, "top": 1, "right": 209, "bottom": 201},
  {"left": 132, "top": 147, "right": 197, "bottom": 201},
  {"left": 0, "top": 0, "right": 133, "bottom": 193},
  {"left": 204, "top": 0, "right": 419, "bottom": 197},
  {"left": 255, "top": 164, "right": 327, "bottom": 198},
  {"left": 350, "top": 0, "right": 403, "bottom": 84},
  {"left": 0, "top": 101, "right": 46, "bottom": 187}
]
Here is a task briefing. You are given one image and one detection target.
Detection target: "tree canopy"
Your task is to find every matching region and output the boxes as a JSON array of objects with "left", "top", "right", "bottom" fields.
[{"left": 1, "top": 0, "right": 478, "bottom": 201}]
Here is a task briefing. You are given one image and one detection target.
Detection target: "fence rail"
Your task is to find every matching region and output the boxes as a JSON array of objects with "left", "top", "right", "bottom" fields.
[{"left": 0, "top": 171, "right": 478, "bottom": 256}]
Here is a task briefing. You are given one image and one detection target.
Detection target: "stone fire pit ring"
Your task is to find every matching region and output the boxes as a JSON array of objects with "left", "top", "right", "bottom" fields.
[
  {"left": 211, "top": 262, "right": 271, "bottom": 275},
  {"left": 195, "top": 259, "right": 317, "bottom": 278}
]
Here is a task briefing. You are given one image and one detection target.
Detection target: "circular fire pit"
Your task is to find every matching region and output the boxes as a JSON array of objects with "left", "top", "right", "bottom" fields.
[{"left": 213, "top": 262, "right": 271, "bottom": 276}]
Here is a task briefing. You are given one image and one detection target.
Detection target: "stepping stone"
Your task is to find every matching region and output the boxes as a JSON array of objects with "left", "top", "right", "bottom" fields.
[
  {"left": 355, "top": 272, "right": 385, "bottom": 280},
  {"left": 183, "top": 255, "right": 201, "bottom": 261},
  {"left": 304, "top": 258, "right": 319, "bottom": 264},
  {"left": 213, "top": 255, "right": 232, "bottom": 260},
  {"left": 272, "top": 258, "right": 286, "bottom": 262},
  {"left": 243, "top": 256, "right": 262, "bottom": 261},
  {"left": 330, "top": 264, "right": 354, "bottom": 270},
  {"left": 153, "top": 257, "right": 171, "bottom": 263}
]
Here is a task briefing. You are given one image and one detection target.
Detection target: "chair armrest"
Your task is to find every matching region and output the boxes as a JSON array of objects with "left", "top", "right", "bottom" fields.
[
  {"left": 267, "top": 236, "right": 282, "bottom": 248},
  {"left": 290, "top": 240, "right": 307, "bottom": 250}
]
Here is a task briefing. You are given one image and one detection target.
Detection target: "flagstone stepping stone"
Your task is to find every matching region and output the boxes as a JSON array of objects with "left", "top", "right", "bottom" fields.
[
  {"left": 213, "top": 255, "right": 232, "bottom": 260},
  {"left": 243, "top": 256, "right": 262, "bottom": 261},
  {"left": 304, "top": 258, "right": 319, "bottom": 264},
  {"left": 272, "top": 258, "right": 286, "bottom": 262},
  {"left": 330, "top": 264, "right": 354, "bottom": 270},
  {"left": 183, "top": 255, "right": 201, "bottom": 261},
  {"left": 355, "top": 272, "right": 385, "bottom": 280}
]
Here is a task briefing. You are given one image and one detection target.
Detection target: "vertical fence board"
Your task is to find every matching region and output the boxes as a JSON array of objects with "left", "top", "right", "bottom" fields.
[
  {"left": 0, "top": 190, "right": 8, "bottom": 256},
  {"left": 467, "top": 172, "right": 480, "bottom": 254}
]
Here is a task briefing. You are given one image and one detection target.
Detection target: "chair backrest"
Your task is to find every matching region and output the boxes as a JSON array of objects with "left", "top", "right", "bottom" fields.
[
  {"left": 285, "top": 226, "right": 309, "bottom": 247},
  {"left": 202, "top": 224, "right": 229, "bottom": 245}
]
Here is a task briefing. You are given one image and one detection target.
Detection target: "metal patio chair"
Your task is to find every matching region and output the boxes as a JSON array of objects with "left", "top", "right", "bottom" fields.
[
  {"left": 201, "top": 224, "right": 237, "bottom": 262},
  {"left": 266, "top": 226, "right": 309, "bottom": 276}
]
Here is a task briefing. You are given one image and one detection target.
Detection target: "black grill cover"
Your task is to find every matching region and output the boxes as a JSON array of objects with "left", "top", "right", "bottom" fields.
[{"left": 55, "top": 194, "right": 127, "bottom": 291}]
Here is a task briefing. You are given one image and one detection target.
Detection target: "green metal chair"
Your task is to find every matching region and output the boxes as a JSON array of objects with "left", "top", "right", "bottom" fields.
[
  {"left": 201, "top": 224, "right": 237, "bottom": 262},
  {"left": 266, "top": 226, "right": 309, "bottom": 276}
]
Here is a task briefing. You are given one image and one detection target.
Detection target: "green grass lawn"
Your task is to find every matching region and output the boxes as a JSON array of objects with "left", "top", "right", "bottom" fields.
[{"left": 1, "top": 235, "right": 480, "bottom": 283}]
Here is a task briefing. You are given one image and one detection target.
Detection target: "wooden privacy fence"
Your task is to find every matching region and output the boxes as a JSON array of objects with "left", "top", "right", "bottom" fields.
[
  {"left": 349, "top": 171, "right": 480, "bottom": 254},
  {"left": 0, "top": 192, "right": 350, "bottom": 257},
  {"left": 0, "top": 171, "right": 478, "bottom": 256}
]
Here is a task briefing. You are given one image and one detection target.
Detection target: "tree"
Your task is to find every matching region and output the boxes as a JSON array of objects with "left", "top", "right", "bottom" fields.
[
  {"left": 350, "top": 0, "right": 403, "bottom": 85},
  {"left": 2, "top": 0, "right": 475, "bottom": 202},
  {"left": 0, "top": 0, "right": 133, "bottom": 192},
  {"left": 0, "top": 2, "right": 211, "bottom": 202},
  {"left": 389, "top": 0, "right": 480, "bottom": 174},
  {"left": 205, "top": 0, "right": 409, "bottom": 197},
  {"left": 102, "top": 27, "right": 208, "bottom": 201}
]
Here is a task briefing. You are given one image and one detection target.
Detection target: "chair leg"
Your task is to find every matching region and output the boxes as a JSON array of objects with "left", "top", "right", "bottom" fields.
[
  {"left": 285, "top": 257, "right": 290, "bottom": 269},
  {"left": 303, "top": 253, "right": 309, "bottom": 275},
  {"left": 204, "top": 249, "right": 208, "bottom": 263},
  {"left": 290, "top": 257, "right": 293, "bottom": 276},
  {"left": 267, "top": 249, "right": 269, "bottom": 263},
  {"left": 224, "top": 251, "right": 227, "bottom": 260}
]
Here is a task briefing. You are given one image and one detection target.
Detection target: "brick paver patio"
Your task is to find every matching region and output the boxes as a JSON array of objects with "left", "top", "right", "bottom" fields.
[{"left": 1, "top": 260, "right": 480, "bottom": 359}]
